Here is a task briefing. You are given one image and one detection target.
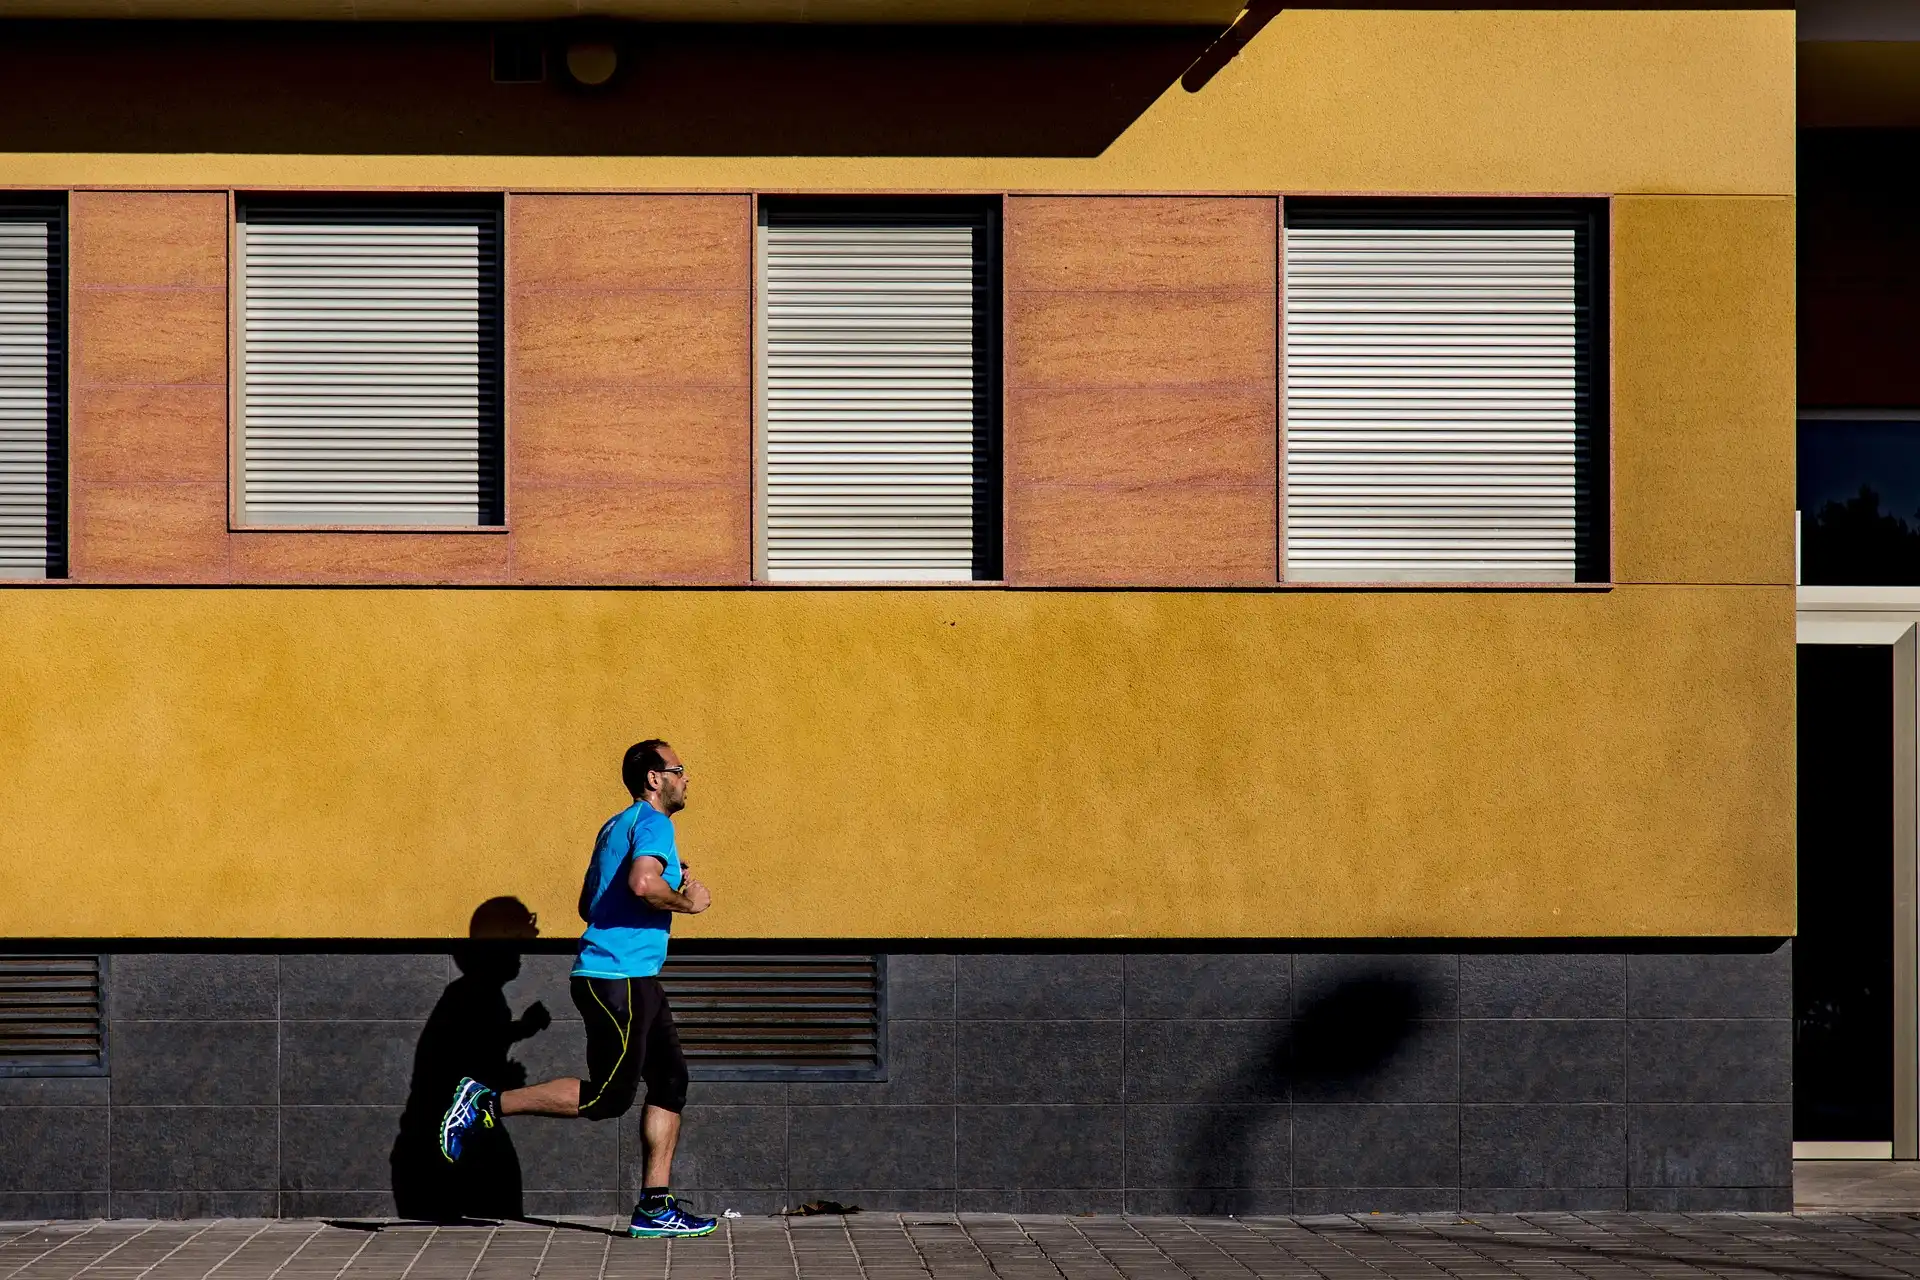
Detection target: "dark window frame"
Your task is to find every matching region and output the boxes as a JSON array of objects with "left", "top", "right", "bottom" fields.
[
  {"left": 0, "top": 194, "right": 67, "bottom": 581},
  {"left": 756, "top": 195, "right": 1003, "bottom": 584},
  {"left": 1283, "top": 197, "right": 1612, "bottom": 584},
  {"left": 232, "top": 193, "right": 507, "bottom": 531}
]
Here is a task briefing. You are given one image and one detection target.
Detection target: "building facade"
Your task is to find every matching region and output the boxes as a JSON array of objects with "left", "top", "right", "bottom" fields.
[{"left": 0, "top": 1, "right": 1795, "bottom": 1216}]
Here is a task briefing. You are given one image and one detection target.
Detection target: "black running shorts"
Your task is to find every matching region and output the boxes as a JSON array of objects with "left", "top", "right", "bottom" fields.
[{"left": 570, "top": 974, "right": 690, "bottom": 1120}]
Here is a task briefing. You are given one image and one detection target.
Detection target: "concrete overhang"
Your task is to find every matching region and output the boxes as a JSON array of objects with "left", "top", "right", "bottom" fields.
[
  {"left": 0, "top": 0, "right": 1245, "bottom": 19},
  {"left": 1802, "top": 0, "right": 1920, "bottom": 127}
]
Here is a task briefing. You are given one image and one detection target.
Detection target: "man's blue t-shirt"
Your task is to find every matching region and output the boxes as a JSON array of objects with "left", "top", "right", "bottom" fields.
[{"left": 573, "top": 802, "right": 684, "bottom": 979}]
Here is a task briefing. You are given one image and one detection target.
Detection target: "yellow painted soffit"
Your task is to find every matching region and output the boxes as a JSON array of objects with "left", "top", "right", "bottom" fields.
[
  {"left": 0, "top": 10, "right": 1797, "bottom": 196},
  {"left": 0, "top": 0, "right": 1247, "bottom": 20}
]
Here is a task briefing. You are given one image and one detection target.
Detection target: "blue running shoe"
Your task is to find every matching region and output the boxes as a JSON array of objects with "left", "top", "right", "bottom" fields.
[
  {"left": 628, "top": 1196, "right": 717, "bottom": 1239},
  {"left": 438, "top": 1076, "right": 497, "bottom": 1163}
]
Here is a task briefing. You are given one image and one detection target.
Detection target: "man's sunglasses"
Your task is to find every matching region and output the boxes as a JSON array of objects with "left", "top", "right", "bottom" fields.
[{"left": 655, "top": 765, "right": 686, "bottom": 776}]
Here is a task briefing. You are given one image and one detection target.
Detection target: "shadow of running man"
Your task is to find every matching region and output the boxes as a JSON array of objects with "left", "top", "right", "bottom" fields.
[{"left": 391, "top": 897, "right": 552, "bottom": 1220}]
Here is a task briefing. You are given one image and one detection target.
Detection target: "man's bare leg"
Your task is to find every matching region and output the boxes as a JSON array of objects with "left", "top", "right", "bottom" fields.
[
  {"left": 492, "top": 1085, "right": 678, "bottom": 1187},
  {"left": 500, "top": 1078, "right": 582, "bottom": 1117},
  {"left": 641, "top": 1105, "right": 681, "bottom": 1187}
]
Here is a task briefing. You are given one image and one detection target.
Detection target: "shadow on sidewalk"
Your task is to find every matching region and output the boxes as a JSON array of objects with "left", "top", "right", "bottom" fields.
[{"left": 324, "top": 1216, "right": 628, "bottom": 1239}]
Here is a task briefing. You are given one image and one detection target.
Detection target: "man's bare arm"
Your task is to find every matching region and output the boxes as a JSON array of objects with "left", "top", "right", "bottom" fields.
[{"left": 628, "top": 855, "right": 712, "bottom": 914}]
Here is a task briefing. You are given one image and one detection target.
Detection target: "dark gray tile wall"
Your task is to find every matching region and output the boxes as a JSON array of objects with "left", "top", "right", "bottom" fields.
[{"left": 0, "top": 944, "right": 1791, "bottom": 1217}]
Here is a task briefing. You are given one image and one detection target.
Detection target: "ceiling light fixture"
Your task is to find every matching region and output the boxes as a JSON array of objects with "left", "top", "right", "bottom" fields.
[{"left": 564, "top": 40, "right": 619, "bottom": 87}]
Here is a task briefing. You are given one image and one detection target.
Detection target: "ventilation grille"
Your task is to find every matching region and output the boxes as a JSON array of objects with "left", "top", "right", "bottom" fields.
[
  {"left": 0, "top": 956, "right": 104, "bottom": 1072},
  {"left": 659, "top": 954, "right": 881, "bottom": 1077}
]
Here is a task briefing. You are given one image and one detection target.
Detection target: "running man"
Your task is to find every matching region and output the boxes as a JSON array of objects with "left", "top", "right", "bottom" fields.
[{"left": 438, "top": 739, "right": 716, "bottom": 1239}]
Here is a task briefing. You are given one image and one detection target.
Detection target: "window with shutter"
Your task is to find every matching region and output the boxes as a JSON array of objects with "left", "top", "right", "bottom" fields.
[
  {"left": 1284, "top": 204, "right": 1606, "bottom": 583},
  {"left": 658, "top": 953, "right": 884, "bottom": 1080},
  {"left": 0, "top": 200, "right": 64, "bottom": 579},
  {"left": 0, "top": 955, "right": 105, "bottom": 1076},
  {"left": 758, "top": 203, "right": 1000, "bottom": 582},
  {"left": 238, "top": 199, "right": 503, "bottom": 527}
]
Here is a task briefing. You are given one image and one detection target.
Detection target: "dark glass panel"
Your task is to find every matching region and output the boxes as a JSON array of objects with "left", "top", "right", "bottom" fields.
[{"left": 1799, "top": 418, "right": 1920, "bottom": 584}]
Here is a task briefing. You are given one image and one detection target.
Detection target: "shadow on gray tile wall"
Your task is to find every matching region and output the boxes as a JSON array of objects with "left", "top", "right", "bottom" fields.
[{"left": 0, "top": 944, "right": 1791, "bottom": 1217}]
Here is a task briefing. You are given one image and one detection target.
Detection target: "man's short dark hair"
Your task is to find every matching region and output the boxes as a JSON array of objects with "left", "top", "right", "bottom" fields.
[{"left": 622, "top": 739, "right": 672, "bottom": 797}]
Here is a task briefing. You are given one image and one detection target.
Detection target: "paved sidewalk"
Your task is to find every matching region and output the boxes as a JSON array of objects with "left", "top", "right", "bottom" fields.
[
  {"left": 1797, "top": 1161, "right": 1920, "bottom": 1212},
  {"left": 9, "top": 1214, "right": 1920, "bottom": 1280}
]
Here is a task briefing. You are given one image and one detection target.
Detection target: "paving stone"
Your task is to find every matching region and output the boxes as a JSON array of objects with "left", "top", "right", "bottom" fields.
[{"left": 10, "top": 1213, "right": 1920, "bottom": 1280}]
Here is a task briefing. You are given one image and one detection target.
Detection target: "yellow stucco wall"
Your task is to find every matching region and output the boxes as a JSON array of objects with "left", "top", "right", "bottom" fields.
[
  {"left": 1612, "top": 196, "right": 1796, "bottom": 586},
  {"left": 0, "top": 585, "right": 1792, "bottom": 940},
  {"left": 0, "top": 10, "right": 1793, "bottom": 195},
  {"left": 0, "top": 9, "right": 1796, "bottom": 939}
]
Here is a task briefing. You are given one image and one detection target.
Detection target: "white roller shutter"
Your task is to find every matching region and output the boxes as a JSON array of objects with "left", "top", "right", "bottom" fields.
[
  {"left": 240, "top": 203, "right": 501, "bottom": 526},
  {"left": 0, "top": 203, "right": 61, "bottom": 579},
  {"left": 761, "top": 210, "right": 993, "bottom": 582},
  {"left": 1284, "top": 212, "right": 1594, "bottom": 582}
]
